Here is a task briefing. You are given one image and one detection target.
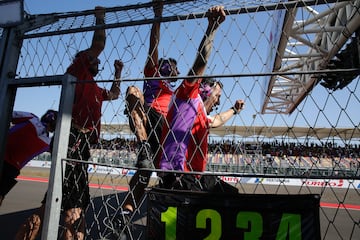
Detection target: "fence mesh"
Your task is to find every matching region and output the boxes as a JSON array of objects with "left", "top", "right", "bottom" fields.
[{"left": 5, "top": 0, "right": 360, "bottom": 239}]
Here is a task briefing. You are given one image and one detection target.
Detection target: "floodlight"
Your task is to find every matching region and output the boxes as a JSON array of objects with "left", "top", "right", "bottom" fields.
[{"left": 0, "top": 0, "right": 23, "bottom": 27}]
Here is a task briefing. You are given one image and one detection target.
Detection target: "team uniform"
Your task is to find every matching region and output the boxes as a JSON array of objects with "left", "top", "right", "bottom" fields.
[
  {"left": 143, "top": 65, "right": 174, "bottom": 116},
  {"left": 62, "top": 51, "right": 110, "bottom": 210},
  {"left": 140, "top": 65, "right": 174, "bottom": 158},
  {"left": 0, "top": 111, "right": 51, "bottom": 200},
  {"left": 69, "top": 51, "right": 109, "bottom": 142},
  {"left": 158, "top": 79, "right": 208, "bottom": 172},
  {"left": 158, "top": 79, "right": 238, "bottom": 193},
  {"left": 119, "top": 63, "right": 177, "bottom": 237}
]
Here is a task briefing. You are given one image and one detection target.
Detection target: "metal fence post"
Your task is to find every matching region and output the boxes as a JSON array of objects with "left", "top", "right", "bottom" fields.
[{"left": 41, "top": 74, "right": 75, "bottom": 240}]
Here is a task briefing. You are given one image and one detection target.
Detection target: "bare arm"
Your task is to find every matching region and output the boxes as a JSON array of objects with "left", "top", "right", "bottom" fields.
[
  {"left": 107, "top": 60, "right": 124, "bottom": 100},
  {"left": 145, "top": 0, "right": 163, "bottom": 70},
  {"left": 87, "top": 6, "right": 106, "bottom": 58},
  {"left": 209, "top": 100, "right": 245, "bottom": 128},
  {"left": 187, "top": 6, "right": 226, "bottom": 82}
]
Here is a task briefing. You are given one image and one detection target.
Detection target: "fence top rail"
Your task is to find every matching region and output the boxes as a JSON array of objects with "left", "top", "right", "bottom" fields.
[{"left": 20, "top": 0, "right": 335, "bottom": 39}]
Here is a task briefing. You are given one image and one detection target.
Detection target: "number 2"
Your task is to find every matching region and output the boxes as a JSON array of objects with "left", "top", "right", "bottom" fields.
[{"left": 196, "top": 209, "right": 222, "bottom": 240}]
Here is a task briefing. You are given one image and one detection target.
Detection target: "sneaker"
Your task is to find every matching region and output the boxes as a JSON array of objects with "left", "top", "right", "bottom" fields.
[
  {"left": 136, "top": 141, "right": 153, "bottom": 169},
  {"left": 105, "top": 209, "right": 132, "bottom": 240},
  {"left": 117, "top": 210, "right": 133, "bottom": 240}
]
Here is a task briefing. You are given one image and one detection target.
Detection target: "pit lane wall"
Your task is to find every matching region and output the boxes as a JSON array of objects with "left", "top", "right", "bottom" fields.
[{"left": 25, "top": 160, "right": 360, "bottom": 189}]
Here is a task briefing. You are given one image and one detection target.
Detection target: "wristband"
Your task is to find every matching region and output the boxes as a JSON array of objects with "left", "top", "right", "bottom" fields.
[
  {"left": 231, "top": 106, "right": 239, "bottom": 115},
  {"left": 113, "top": 79, "right": 120, "bottom": 87}
]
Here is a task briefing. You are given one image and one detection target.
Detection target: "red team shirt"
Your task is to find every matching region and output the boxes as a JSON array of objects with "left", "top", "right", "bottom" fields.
[
  {"left": 66, "top": 51, "right": 110, "bottom": 142},
  {"left": 159, "top": 79, "right": 211, "bottom": 172},
  {"left": 143, "top": 65, "right": 174, "bottom": 116},
  {"left": 5, "top": 111, "right": 50, "bottom": 170}
]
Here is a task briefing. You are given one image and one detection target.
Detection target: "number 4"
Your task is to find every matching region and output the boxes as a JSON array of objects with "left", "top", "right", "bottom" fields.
[{"left": 276, "top": 213, "right": 302, "bottom": 240}]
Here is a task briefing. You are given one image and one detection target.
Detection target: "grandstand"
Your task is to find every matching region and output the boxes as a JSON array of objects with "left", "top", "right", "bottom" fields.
[
  {"left": 32, "top": 136, "right": 359, "bottom": 177},
  {"left": 92, "top": 138, "right": 360, "bottom": 176}
]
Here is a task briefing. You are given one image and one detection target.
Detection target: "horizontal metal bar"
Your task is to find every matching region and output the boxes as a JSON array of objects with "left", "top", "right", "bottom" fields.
[
  {"left": 22, "top": 0, "right": 337, "bottom": 39},
  {"left": 8, "top": 75, "right": 64, "bottom": 87}
]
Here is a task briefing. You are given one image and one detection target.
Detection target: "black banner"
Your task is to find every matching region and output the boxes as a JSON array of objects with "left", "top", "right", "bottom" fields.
[{"left": 147, "top": 188, "right": 320, "bottom": 240}]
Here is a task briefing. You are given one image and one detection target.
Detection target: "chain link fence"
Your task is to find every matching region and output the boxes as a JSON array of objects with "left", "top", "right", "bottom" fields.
[{"left": 1, "top": 0, "right": 359, "bottom": 239}]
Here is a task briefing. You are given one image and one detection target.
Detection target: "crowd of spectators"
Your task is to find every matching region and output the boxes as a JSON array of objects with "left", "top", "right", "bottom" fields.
[
  {"left": 208, "top": 139, "right": 360, "bottom": 159},
  {"left": 32, "top": 137, "right": 359, "bottom": 172},
  {"left": 95, "top": 137, "right": 137, "bottom": 152},
  {"left": 95, "top": 137, "right": 360, "bottom": 160}
]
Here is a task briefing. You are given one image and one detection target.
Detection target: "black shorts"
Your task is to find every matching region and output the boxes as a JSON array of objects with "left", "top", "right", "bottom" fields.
[
  {"left": 61, "top": 127, "right": 91, "bottom": 211},
  {"left": 145, "top": 106, "right": 165, "bottom": 156},
  {"left": 0, "top": 161, "right": 19, "bottom": 197}
]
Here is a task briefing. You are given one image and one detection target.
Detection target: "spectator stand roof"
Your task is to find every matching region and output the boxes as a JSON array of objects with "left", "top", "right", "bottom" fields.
[
  {"left": 261, "top": 0, "right": 360, "bottom": 114},
  {"left": 101, "top": 124, "right": 360, "bottom": 141}
]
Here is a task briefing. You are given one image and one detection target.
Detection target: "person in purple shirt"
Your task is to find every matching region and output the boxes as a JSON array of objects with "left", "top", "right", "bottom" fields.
[
  {"left": 117, "top": 1, "right": 179, "bottom": 239},
  {"left": 157, "top": 6, "right": 245, "bottom": 192}
]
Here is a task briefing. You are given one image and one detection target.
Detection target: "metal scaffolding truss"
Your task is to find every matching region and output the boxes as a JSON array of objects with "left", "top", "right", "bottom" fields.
[{"left": 261, "top": 0, "right": 360, "bottom": 114}]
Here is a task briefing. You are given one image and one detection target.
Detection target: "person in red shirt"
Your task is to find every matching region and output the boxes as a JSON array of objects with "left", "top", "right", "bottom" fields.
[
  {"left": 0, "top": 110, "right": 57, "bottom": 207},
  {"left": 119, "top": 0, "right": 179, "bottom": 231},
  {"left": 125, "top": 3, "right": 179, "bottom": 162},
  {"left": 158, "top": 5, "right": 245, "bottom": 192},
  {"left": 15, "top": 6, "right": 124, "bottom": 240},
  {"left": 159, "top": 77, "right": 245, "bottom": 191},
  {"left": 60, "top": 7, "right": 124, "bottom": 240}
]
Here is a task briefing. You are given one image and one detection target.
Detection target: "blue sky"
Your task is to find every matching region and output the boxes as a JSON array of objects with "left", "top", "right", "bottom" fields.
[
  {"left": 16, "top": 0, "right": 158, "bottom": 122},
  {"left": 23, "top": 0, "right": 129, "bottom": 14},
  {"left": 12, "top": 0, "right": 360, "bottom": 143}
]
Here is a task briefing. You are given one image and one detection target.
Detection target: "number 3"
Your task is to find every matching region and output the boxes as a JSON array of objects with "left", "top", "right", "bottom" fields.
[{"left": 236, "top": 211, "right": 263, "bottom": 239}]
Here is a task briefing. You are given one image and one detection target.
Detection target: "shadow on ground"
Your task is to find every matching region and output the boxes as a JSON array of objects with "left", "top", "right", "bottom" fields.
[
  {"left": 86, "top": 192, "right": 148, "bottom": 240},
  {"left": 0, "top": 192, "right": 148, "bottom": 240},
  {"left": 0, "top": 208, "right": 40, "bottom": 239}
]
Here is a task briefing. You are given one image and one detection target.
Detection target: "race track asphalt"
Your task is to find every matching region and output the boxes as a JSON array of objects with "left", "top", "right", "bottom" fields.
[{"left": 1, "top": 167, "right": 359, "bottom": 239}]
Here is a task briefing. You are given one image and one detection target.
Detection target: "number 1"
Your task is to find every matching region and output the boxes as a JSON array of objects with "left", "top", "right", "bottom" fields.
[{"left": 161, "top": 206, "right": 178, "bottom": 240}]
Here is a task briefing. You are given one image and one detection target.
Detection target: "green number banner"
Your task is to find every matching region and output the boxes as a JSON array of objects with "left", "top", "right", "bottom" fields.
[{"left": 147, "top": 188, "right": 320, "bottom": 240}]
